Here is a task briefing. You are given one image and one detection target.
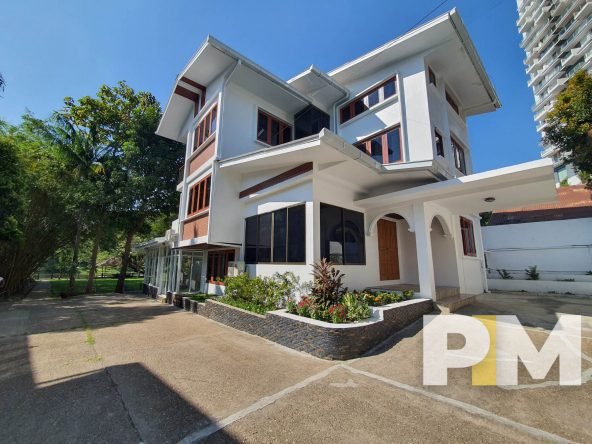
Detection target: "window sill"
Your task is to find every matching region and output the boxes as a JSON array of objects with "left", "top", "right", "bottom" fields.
[
  {"left": 184, "top": 209, "right": 209, "bottom": 222},
  {"left": 339, "top": 94, "right": 398, "bottom": 129},
  {"left": 189, "top": 133, "right": 216, "bottom": 161}
]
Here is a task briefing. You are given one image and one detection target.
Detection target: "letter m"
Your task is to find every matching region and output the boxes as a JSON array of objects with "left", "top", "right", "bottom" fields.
[{"left": 496, "top": 315, "right": 581, "bottom": 386}]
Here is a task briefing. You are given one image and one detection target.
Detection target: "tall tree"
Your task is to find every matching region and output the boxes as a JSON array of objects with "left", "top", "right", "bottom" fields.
[
  {"left": 544, "top": 70, "right": 592, "bottom": 185},
  {"left": 43, "top": 114, "right": 109, "bottom": 295},
  {"left": 62, "top": 82, "right": 183, "bottom": 293},
  {"left": 0, "top": 116, "right": 73, "bottom": 295}
]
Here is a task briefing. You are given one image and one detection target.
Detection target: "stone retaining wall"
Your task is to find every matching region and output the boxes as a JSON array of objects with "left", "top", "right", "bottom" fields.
[{"left": 195, "top": 298, "right": 433, "bottom": 360}]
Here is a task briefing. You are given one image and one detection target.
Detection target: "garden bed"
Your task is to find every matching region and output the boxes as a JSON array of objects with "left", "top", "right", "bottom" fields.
[{"left": 194, "top": 298, "right": 433, "bottom": 360}]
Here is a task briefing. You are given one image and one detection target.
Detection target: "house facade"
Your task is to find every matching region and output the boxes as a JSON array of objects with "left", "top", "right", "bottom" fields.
[{"left": 138, "top": 9, "right": 556, "bottom": 301}]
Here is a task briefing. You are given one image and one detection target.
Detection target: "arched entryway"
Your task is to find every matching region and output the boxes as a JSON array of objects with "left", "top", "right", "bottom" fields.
[{"left": 430, "top": 216, "right": 460, "bottom": 291}]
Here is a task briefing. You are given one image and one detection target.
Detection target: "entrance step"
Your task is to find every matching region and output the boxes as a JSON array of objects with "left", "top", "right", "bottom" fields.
[
  {"left": 435, "top": 294, "right": 476, "bottom": 314},
  {"left": 368, "top": 284, "right": 459, "bottom": 300},
  {"left": 435, "top": 286, "right": 460, "bottom": 300}
]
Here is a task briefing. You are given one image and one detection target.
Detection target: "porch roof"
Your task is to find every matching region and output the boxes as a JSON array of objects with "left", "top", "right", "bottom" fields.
[
  {"left": 354, "top": 159, "right": 557, "bottom": 214},
  {"left": 219, "top": 129, "right": 448, "bottom": 189}
]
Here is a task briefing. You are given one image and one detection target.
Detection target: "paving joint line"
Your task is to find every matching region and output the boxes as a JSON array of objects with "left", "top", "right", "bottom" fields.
[
  {"left": 341, "top": 364, "right": 577, "bottom": 444},
  {"left": 177, "top": 364, "right": 341, "bottom": 444}
]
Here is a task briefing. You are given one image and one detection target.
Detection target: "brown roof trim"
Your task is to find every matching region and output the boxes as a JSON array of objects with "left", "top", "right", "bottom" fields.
[
  {"left": 239, "top": 162, "right": 313, "bottom": 199},
  {"left": 181, "top": 76, "right": 206, "bottom": 107},
  {"left": 174, "top": 85, "right": 200, "bottom": 103}
]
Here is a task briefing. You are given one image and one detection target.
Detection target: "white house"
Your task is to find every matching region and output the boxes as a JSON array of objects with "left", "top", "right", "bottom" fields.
[{"left": 138, "top": 9, "right": 556, "bottom": 301}]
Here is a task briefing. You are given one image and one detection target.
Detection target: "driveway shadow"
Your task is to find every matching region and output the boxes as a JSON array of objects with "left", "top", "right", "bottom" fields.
[{"left": 0, "top": 293, "right": 238, "bottom": 444}]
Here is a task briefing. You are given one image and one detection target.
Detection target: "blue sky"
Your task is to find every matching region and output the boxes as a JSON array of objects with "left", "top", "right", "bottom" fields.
[{"left": 1, "top": 0, "right": 538, "bottom": 172}]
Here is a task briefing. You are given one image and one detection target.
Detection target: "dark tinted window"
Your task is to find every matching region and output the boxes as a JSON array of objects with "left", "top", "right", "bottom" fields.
[
  {"left": 320, "top": 203, "right": 343, "bottom": 264},
  {"left": 383, "top": 79, "right": 396, "bottom": 99},
  {"left": 287, "top": 205, "right": 305, "bottom": 262},
  {"left": 435, "top": 129, "right": 444, "bottom": 157},
  {"left": 272, "top": 208, "right": 287, "bottom": 263},
  {"left": 320, "top": 204, "right": 365, "bottom": 265},
  {"left": 370, "top": 136, "right": 383, "bottom": 163},
  {"left": 257, "top": 213, "right": 272, "bottom": 263},
  {"left": 244, "top": 204, "right": 306, "bottom": 264},
  {"left": 245, "top": 216, "right": 257, "bottom": 263},
  {"left": 343, "top": 209, "right": 365, "bottom": 264},
  {"left": 368, "top": 90, "right": 379, "bottom": 107},
  {"left": 387, "top": 129, "right": 401, "bottom": 163},
  {"left": 257, "top": 111, "right": 268, "bottom": 143}
]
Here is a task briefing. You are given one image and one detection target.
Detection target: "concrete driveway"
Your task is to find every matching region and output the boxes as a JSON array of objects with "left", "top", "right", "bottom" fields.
[{"left": 0, "top": 285, "right": 590, "bottom": 443}]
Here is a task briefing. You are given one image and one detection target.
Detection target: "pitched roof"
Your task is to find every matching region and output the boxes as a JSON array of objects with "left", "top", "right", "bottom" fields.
[{"left": 489, "top": 185, "right": 592, "bottom": 225}]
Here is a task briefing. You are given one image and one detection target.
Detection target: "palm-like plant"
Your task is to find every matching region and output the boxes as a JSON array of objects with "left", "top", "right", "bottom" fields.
[{"left": 43, "top": 114, "right": 110, "bottom": 295}]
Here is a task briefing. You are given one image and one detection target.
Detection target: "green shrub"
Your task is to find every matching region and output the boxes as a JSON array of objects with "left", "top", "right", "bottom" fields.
[
  {"left": 189, "top": 293, "right": 208, "bottom": 302},
  {"left": 525, "top": 265, "right": 540, "bottom": 280},
  {"left": 342, "top": 292, "right": 371, "bottom": 321},
  {"left": 497, "top": 269, "right": 513, "bottom": 280},
  {"left": 222, "top": 272, "right": 308, "bottom": 314}
]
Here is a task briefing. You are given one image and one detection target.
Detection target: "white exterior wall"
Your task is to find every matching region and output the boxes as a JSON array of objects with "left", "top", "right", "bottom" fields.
[
  {"left": 219, "top": 82, "right": 294, "bottom": 160},
  {"left": 425, "top": 60, "right": 471, "bottom": 176},
  {"left": 483, "top": 217, "right": 592, "bottom": 279}
]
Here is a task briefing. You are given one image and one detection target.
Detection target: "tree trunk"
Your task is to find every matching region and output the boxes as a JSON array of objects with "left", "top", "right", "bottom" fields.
[
  {"left": 85, "top": 223, "right": 103, "bottom": 294},
  {"left": 115, "top": 229, "right": 135, "bottom": 293},
  {"left": 68, "top": 218, "right": 82, "bottom": 296}
]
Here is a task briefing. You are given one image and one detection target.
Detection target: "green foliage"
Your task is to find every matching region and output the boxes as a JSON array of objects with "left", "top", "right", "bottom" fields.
[
  {"left": 217, "top": 297, "right": 269, "bottom": 315},
  {"left": 560, "top": 179, "right": 569, "bottom": 187},
  {"left": 525, "top": 265, "right": 540, "bottom": 280},
  {"left": 357, "top": 289, "right": 414, "bottom": 306},
  {"left": 544, "top": 70, "right": 592, "bottom": 185},
  {"left": 221, "top": 272, "right": 305, "bottom": 314},
  {"left": 310, "top": 259, "right": 346, "bottom": 307},
  {"left": 342, "top": 292, "right": 371, "bottom": 321},
  {"left": 189, "top": 293, "right": 209, "bottom": 302},
  {"left": 497, "top": 269, "right": 513, "bottom": 280},
  {"left": 49, "top": 278, "right": 143, "bottom": 297}
]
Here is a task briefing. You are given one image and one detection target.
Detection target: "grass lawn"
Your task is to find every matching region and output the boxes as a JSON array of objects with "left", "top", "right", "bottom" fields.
[{"left": 49, "top": 278, "right": 143, "bottom": 297}]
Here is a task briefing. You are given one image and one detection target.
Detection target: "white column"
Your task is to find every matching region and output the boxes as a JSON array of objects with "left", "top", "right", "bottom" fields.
[{"left": 413, "top": 203, "right": 436, "bottom": 300}]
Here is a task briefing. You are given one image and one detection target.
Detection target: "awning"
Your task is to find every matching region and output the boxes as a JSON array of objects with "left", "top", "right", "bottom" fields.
[{"left": 354, "top": 159, "right": 556, "bottom": 214}]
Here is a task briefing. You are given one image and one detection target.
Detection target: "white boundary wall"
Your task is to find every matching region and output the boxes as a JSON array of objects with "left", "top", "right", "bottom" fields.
[{"left": 482, "top": 217, "right": 592, "bottom": 280}]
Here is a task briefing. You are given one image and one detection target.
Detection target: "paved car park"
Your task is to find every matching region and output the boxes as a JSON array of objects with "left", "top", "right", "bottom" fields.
[{"left": 0, "top": 285, "right": 590, "bottom": 443}]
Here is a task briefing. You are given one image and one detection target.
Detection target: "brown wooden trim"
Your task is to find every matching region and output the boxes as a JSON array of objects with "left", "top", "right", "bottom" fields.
[
  {"left": 181, "top": 76, "right": 206, "bottom": 91},
  {"left": 239, "top": 162, "right": 313, "bottom": 199},
  {"left": 175, "top": 85, "right": 200, "bottom": 102},
  {"left": 339, "top": 76, "right": 397, "bottom": 124},
  {"left": 184, "top": 210, "right": 209, "bottom": 224},
  {"left": 354, "top": 124, "right": 403, "bottom": 165}
]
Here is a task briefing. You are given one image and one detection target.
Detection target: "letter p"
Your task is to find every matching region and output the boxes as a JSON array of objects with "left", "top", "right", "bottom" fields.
[{"left": 423, "top": 315, "right": 491, "bottom": 385}]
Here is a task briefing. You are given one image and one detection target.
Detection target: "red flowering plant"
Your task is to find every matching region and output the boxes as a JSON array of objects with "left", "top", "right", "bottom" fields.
[
  {"left": 295, "top": 297, "right": 313, "bottom": 317},
  {"left": 328, "top": 304, "right": 348, "bottom": 323}
]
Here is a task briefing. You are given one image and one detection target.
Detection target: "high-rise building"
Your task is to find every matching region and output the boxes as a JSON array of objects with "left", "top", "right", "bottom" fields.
[{"left": 517, "top": 0, "right": 592, "bottom": 185}]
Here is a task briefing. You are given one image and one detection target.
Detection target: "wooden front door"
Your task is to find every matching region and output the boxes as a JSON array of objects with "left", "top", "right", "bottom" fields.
[{"left": 377, "top": 219, "right": 400, "bottom": 281}]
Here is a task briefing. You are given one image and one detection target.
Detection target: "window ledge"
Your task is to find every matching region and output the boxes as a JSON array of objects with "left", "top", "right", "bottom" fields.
[
  {"left": 339, "top": 94, "right": 398, "bottom": 129},
  {"left": 184, "top": 209, "right": 209, "bottom": 223},
  {"left": 189, "top": 134, "right": 216, "bottom": 162}
]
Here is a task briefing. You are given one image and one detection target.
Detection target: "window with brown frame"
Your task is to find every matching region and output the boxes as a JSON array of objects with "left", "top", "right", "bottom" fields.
[
  {"left": 187, "top": 175, "right": 211, "bottom": 216},
  {"left": 428, "top": 67, "right": 437, "bottom": 86},
  {"left": 340, "top": 76, "right": 397, "bottom": 124},
  {"left": 354, "top": 126, "right": 402, "bottom": 165},
  {"left": 451, "top": 136, "right": 466, "bottom": 174},
  {"left": 446, "top": 90, "right": 460, "bottom": 114},
  {"left": 434, "top": 129, "right": 444, "bottom": 157},
  {"left": 193, "top": 106, "right": 218, "bottom": 152},
  {"left": 459, "top": 217, "right": 476, "bottom": 257},
  {"left": 257, "top": 110, "right": 292, "bottom": 146},
  {"left": 207, "top": 250, "right": 235, "bottom": 282}
]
